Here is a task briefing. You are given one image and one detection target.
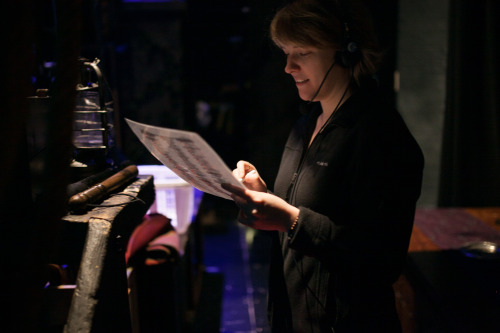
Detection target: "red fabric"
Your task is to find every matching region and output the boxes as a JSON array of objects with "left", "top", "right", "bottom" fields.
[
  {"left": 144, "top": 229, "right": 182, "bottom": 265},
  {"left": 125, "top": 213, "right": 173, "bottom": 264}
]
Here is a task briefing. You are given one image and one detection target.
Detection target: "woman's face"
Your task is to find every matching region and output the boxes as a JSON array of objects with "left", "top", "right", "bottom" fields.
[{"left": 281, "top": 43, "right": 340, "bottom": 103}]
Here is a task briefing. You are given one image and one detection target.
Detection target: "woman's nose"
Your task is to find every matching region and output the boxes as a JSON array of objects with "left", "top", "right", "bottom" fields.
[{"left": 284, "top": 56, "right": 298, "bottom": 74}]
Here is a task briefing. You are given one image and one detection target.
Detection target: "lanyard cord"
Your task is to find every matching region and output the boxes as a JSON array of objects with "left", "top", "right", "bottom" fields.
[{"left": 318, "top": 71, "right": 353, "bottom": 135}]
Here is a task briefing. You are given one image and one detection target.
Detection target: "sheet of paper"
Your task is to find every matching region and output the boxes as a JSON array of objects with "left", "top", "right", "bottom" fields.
[{"left": 126, "top": 118, "right": 244, "bottom": 200}]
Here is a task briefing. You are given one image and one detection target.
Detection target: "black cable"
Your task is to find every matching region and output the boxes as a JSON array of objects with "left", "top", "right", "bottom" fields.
[{"left": 86, "top": 193, "right": 146, "bottom": 208}]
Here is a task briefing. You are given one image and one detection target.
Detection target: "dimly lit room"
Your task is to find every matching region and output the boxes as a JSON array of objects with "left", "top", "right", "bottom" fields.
[{"left": 1, "top": 0, "right": 499, "bottom": 332}]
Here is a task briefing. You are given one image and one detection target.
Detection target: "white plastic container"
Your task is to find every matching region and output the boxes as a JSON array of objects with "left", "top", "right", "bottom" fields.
[{"left": 138, "top": 165, "right": 200, "bottom": 234}]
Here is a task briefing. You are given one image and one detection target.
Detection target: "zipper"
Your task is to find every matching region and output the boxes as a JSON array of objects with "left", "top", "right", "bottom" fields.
[
  {"left": 285, "top": 97, "right": 341, "bottom": 203},
  {"left": 285, "top": 132, "right": 316, "bottom": 203},
  {"left": 285, "top": 172, "right": 299, "bottom": 203}
]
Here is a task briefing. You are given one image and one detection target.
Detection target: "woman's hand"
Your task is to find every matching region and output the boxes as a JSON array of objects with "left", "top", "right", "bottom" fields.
[
  {"left": 221, "top": 182, "right": 299, "bottom": 232},
  {"left": 232, "top": 160, "right": 267, "bottom": 192}
]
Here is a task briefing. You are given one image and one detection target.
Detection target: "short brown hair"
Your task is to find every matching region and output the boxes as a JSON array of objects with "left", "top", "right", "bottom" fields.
[{"left": 270, "top": 0, "right": 383, "bottom": 85}]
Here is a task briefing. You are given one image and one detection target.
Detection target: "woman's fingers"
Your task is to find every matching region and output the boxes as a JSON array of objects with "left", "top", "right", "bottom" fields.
[{"left": 221, "top": 182, "right": 246, "bottom": 197}]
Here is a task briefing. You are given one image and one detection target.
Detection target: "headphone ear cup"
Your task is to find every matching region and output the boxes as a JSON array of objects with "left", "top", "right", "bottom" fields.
[
  {"left": 335, "top": 49, "right": 350, "bottom": 68},
  {"left": 335, "top": 41, "right": 361, "bottom": 68}
]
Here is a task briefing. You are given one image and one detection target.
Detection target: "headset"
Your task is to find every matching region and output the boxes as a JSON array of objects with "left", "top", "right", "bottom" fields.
[
  {"left": 334, "top": 0, "right": 362, "bottom": 68},
  {"left": 305, "top": 0, "right": 361, "bottom": 104}
]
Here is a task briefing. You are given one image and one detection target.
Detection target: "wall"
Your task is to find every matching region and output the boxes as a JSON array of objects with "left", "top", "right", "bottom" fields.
[{"left": 397, "top": 0, "right": 450, "bottom": 207}]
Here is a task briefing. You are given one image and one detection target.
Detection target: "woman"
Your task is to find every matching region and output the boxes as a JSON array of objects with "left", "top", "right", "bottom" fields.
[{"left": 222, "top": 0, "right": 424, "bottom": 332}]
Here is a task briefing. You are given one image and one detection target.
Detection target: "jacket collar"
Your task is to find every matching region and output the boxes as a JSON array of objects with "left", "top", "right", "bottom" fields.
[{"left": 320, "top": 77, "right": 380, "bottom": 129}]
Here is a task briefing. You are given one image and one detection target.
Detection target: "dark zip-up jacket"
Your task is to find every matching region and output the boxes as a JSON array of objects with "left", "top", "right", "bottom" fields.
[{"left": 268, "top": 81, "right": 424, "bottom": 332}]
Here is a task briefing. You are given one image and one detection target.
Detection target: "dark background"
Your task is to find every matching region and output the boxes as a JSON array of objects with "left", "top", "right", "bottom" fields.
[
  {"left": 21, "top": 0, "right": 401, "bottom": 184},
  {"left": 0, "top": 0, "right": 498, "bottom": 331}
]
